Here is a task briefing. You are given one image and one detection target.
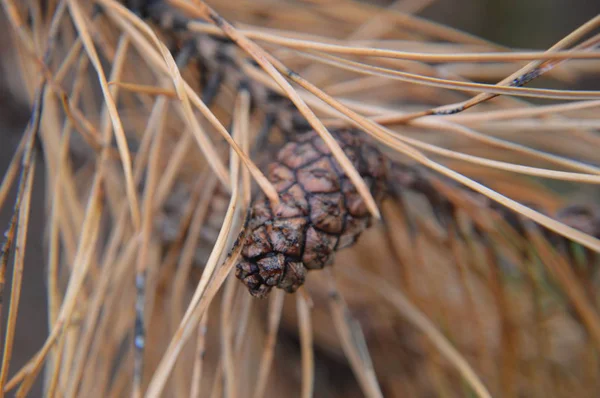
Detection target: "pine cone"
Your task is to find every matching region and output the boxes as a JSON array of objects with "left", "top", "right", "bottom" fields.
[{"left": 236, "top": 129, "right": 389, "bottom": 297}]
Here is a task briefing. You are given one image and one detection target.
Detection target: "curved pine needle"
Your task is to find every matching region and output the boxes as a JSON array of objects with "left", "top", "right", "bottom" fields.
[
  {"left": 97, "top": 0, "right": 280, "bottom": 206},
  {"left": 387, "top": 125, "right": 600, "bottom": 183},
  {"left": 67, "top": 0, "right": 140, "bottom": 228},
  {"left": 297, "top": 50, "right": 600, "bottom": 100},
  {"left": 409, "top": 119, "right": 600, "bottom": 176},
  {"left": 395, "top": 14, "right": 600, "bottom": 121},
  {"left": 160, "top": 43, "right": 231, "bottom": 188},
  {"left": 185, "top": 21, "right": 600, "bottom": 62}
]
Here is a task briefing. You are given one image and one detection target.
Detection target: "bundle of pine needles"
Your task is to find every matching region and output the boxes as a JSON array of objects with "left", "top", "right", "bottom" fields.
[{"left": 1, "top": 0, "right": 600, "bottom": 397}]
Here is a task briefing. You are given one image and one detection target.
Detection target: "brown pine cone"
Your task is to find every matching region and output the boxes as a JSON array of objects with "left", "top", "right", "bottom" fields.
[{"left": 236, "top": 129, "right": 389, "bottom": 298}]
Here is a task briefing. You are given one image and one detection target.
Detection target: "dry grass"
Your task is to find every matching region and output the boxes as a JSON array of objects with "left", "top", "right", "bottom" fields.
[{"left": 1, "top": 0, "right": 599, "bottom": 397}]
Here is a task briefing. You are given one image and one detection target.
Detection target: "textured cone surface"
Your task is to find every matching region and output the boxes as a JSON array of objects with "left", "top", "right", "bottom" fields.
[{"left": 236, "top": 129, "right": 388, "bottom": 297}]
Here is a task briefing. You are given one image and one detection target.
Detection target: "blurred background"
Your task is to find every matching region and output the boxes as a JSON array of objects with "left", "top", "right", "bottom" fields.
[{"left": 0, "top": 0, "right": 599, "bottom": 396}]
